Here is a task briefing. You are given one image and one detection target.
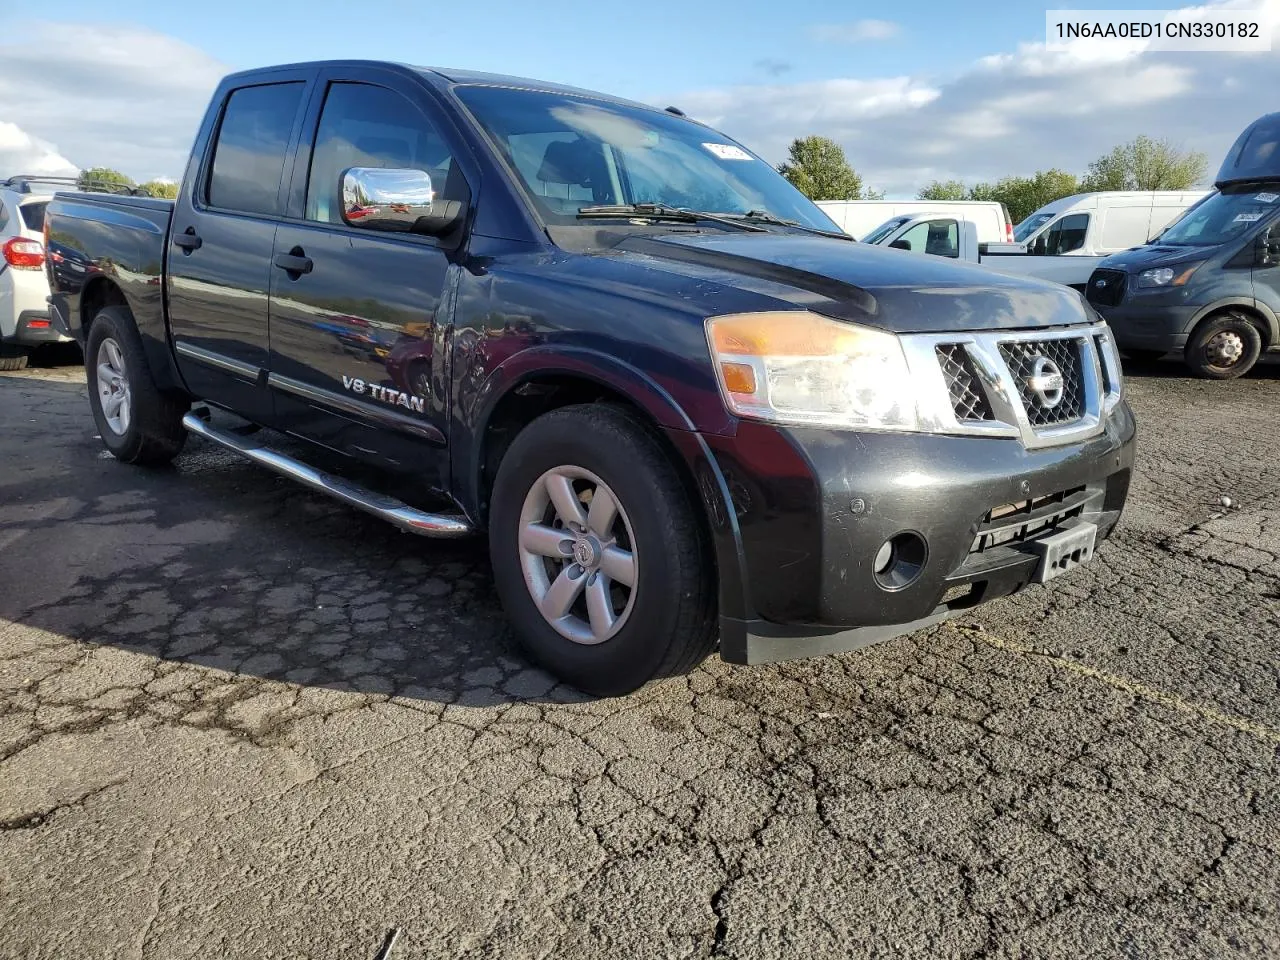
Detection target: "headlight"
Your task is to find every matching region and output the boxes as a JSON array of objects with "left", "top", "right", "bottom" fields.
[
  {"left": 1137, "top": 263, "right": 1202, "bottom": 288},
  {"left": 705, "top": 311, "right": 919, "bottom": 430}
]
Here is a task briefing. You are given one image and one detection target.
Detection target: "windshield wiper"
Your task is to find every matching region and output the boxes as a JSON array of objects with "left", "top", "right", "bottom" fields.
[
  {"left": 737, "top": 210, "right": 853, "bottom": 241},
  {"left": 576, "top": 203, "right": 767, "bottom": 232}
]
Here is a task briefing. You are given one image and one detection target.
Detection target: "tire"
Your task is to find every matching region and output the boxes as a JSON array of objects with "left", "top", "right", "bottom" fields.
[
  {"left": 1184, "top": 313, "right": 1263, "bottom": 380},
  {"left": 488, "top": 404, "right": 717, "bottom": 696},
  {"left": 1121, "top": 348, "right": 1165, "bottom": 363},
  {"left": 0, "top": 344, "right": 29, "bottom": 371},
  {"left": 85, "top": 306, "right": 189, "bottom": 465}
]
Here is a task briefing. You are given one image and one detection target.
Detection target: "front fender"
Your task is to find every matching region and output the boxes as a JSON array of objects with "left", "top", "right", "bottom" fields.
[{"left": 455, "top": 344, "right": 751, "bottom": 627}]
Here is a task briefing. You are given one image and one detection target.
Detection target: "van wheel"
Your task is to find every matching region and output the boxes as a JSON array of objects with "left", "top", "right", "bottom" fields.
[
  {"left": 86, "top": 306, "right": 189, "bottom": 464},
  {"left": 0, "top": 344, "right": 29, "bottom": 371},
  {"left": 488, "top": 404, "right": 717, "bottom": 696},
  {"left": 1184, "top": 313, "right": 1262, "bottom": 380}
]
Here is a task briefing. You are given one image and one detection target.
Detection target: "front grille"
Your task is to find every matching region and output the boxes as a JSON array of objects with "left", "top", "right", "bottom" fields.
[
  {"left": 1086, "top": 269, "right": 1127, "bottom": 307},
  {"left": 935, "top": 344, "right": 994, "bottom": 421},
  {"left": 999, "top": 338, "right": 1086, "bottom": 426},
  {"left": 969, "top": 486, "right": 1089, "bottom": 554}
]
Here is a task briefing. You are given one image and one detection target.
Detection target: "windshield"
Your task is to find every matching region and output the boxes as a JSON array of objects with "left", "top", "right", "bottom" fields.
[
  {"left": 454, "top": 85, "right": 838, "bottom": 231},
  {"left": 861, "top": 216, "right": 912, "bottom": 244},
  {"left": 1156, "top": 187, "right": 1279, "bottom": 246},
  {"left": 1013, "top": 213, "right": 1054, "bottom": 242}
]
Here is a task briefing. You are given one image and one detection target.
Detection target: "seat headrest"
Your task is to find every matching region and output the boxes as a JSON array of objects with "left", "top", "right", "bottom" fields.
[{"left": 537, "top": 139, "right": 603, "bottom": 186}]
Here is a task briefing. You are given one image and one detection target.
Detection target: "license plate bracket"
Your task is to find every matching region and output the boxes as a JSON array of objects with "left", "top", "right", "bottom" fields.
[{"left": 1031, "top": 520, "right": 1098, "bottom": 584}]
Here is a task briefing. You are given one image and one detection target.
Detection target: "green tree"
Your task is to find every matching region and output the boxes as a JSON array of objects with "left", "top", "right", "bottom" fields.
[
  {"left": 1082, "top": 136, "right": 1207, "bottom": 191},
  {"left": 777, "top": 136, "right": 864, "bottom": 200},
  {"left": 77, "top": 167, "right": 134, "bottom": 193},
  {"left": 967, "top": 169, "right": 1080, "bottom": 224},
  {"left": 918, "top": 179, "right": 968, "bottom": 201},
  {"left": 139, "top": 180, "right": 179, "bottom": 199}
]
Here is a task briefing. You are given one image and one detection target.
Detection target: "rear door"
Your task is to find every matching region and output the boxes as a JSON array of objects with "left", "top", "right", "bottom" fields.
[
  {"left": 167, "top": 68, "right": 312, "bottom": 421},
  {"left": 266, "top": 65, "right": 471, "bottom": 489}
]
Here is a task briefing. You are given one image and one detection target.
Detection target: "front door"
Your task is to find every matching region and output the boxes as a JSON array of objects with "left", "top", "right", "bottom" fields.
[
  {"left": 167, "top": 71, "right": 311, "bottom": 421},
  {"left": 267, "top": 69, "right": 469, "bottom": 493}
]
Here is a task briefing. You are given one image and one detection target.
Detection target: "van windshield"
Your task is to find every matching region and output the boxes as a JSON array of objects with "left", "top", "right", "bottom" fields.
[
  {"left": 1014, "top": 213, "right": 1053, "bottom": 242},
  {"left": 454, "top": 85, "right": 838, "bottom": 231},
  {"left": 861, "top": 216, "right": 912, "bottom": 244},
  {"left": 1157, "top": 187, "right": 1280, "bottom": 246}
]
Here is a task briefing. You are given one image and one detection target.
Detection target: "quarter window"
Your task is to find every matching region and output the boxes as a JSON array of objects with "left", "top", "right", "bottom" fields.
[
  {"left": 305, "top": 82, "right": 458, "bottom": 225},
  {"left": 207, "top": 82, "right": 305, "bottom": 216}
]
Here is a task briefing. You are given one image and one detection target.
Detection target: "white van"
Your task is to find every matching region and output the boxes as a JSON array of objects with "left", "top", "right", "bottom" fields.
[
  {"left": 992, "top": 191, "right": 1208, "bottom": 289},
  {"left": 816, "top": 200, "right": 1013, "bottom": 245}
]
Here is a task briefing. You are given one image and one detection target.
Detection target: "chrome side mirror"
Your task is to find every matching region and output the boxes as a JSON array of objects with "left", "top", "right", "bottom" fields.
[{"left": 340, "top": 167, "right": 465, "bottom": 236}]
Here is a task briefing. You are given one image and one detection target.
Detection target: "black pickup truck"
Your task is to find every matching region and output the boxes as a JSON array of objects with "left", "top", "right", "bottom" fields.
[{"left": 44, "top": 61, "right": 1135, "bottom": 694}]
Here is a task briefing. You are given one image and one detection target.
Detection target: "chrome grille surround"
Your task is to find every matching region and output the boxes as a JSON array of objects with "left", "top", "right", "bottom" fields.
[{"left": 900, "top": 322, "right": 1123, "bottom": 450}]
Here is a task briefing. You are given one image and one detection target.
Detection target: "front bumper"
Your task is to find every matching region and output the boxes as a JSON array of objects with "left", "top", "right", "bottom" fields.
[
  {"left": 700, "top": 404, "right": 1136, "bottom": 664},
  {"left": 1093, "top": 302, "right": 1198, "bottom": 352}
]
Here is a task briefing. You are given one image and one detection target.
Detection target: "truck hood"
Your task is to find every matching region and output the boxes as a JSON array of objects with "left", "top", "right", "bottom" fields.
[
  {"left": 1099, "top": 243, "right": 1210, "bottom": 272},
  {"left": 619, "top": 232, "right": 1089, "bottom": 334}
]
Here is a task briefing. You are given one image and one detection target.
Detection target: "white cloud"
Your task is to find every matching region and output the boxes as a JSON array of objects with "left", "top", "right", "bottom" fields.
[
  {"left": 0, "top": 121, "right": 77, "bottom": 177},
  {"left": 668, "top": 0, "right": 1280, "bottom": 197},
  {"left": 809, "top": 19, "right": 900, "bottom": 43},
  {"left": 0, "top": 22, "right": 225, "bottom": 182}
]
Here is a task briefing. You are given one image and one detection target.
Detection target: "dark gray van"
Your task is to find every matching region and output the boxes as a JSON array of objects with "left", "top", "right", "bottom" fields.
[{"left": 1086, "top": 113, "right": 1280, "bottom": 379}]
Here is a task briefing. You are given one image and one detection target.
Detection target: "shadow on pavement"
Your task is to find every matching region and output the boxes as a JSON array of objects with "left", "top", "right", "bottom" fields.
[{"left": 0, "top": 375, "right": 584, "bottom": 710}]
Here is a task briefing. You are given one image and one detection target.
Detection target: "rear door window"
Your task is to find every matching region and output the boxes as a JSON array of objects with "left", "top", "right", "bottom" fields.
[
  {"left": 207, "top": 82, "right": 305, "bottom": 216},
  {"left": 18, "top": 201, "right": 47, "bottom": 232}
]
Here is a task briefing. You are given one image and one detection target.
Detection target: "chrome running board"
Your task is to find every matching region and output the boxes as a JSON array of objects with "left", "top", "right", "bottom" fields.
[{"left": 182, "top": 412, "right": 474, "bottom": 538}]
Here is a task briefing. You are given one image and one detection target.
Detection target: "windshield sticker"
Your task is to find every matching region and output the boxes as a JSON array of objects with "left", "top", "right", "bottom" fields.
[
  {"left": 1256, "top": 192, "right": 1278, "bottom": 203},
  {"left": 703, "top": 143, "right": 753, "bottom": 161},
  {"left": 1234, "top": 212, "right": 1264, "bottom": 223}
]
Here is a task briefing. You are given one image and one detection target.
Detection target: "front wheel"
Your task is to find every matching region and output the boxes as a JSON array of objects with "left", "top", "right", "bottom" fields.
[
  {"left": 1184, "top": 313, "right": 1262, "bottom": 380},
  {"left": 488, "top": 404, "right": 717, "bottom": 696},
  {"left": 86, "top": 306, "right": 189, "bottom": 464}
]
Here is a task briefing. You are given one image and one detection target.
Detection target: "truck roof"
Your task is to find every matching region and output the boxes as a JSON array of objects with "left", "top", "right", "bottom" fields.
[{"left": 220, "top": 60, "right": 661, "bottom": 114}]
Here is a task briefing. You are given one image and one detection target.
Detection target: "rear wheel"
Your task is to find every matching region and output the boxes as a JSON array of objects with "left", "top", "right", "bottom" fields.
[
  {"left": 1184, "top": 313, "right": 1262, "bottom": 380},
  {"left": 488, "top": 404, "right": 717, "bottom": 696},
  {"left": 86, "top": 306, "right": 189, "bottom": 464},
  {"left": 0, "top": 344, "right": 29, "bottom": 372}
]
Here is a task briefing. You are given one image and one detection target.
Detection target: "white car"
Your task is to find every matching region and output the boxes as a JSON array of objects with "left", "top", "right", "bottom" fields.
[
  {"left": 1, "top": 177, "right": 74, "bottom": 371},
  {"left": 815, "top": 199, "right": 1014, "bottom": 245}
]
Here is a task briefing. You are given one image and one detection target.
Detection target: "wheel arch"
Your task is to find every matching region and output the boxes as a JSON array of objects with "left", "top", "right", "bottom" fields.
[
  {"left": 79, "top": 276, "right": 187, "bottom": 393},
  {"left": 1189, "top": 298, "right": 1277, "bottom": 347}
]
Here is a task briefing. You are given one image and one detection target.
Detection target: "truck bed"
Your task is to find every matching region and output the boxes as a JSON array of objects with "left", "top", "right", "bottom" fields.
[{"left": 44, "top": 191, "right": 176, "bottom": 374}]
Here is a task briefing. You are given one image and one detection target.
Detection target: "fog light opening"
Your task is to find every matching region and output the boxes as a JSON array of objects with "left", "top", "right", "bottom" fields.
[{"left": 874, "top": 532, "right": 927, "bottom": 591}]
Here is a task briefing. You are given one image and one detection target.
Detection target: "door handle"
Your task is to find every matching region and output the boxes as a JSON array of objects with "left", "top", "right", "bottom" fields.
[
  {"left": 273, "top": 250, "right": 313, "bottom": 276},
  {"left": 173, "top": 229, "right": 202, "bottom": 252}
]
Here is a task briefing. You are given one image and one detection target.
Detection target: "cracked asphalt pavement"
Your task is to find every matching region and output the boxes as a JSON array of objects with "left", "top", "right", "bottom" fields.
[{"left": 1, "top": 356, "right": 1278, "bottom": 959}]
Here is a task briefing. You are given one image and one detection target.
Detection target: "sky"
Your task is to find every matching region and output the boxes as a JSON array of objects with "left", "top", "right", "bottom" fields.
[{"left": 1, "top": 0, "right": 1278, "bottom": 198}]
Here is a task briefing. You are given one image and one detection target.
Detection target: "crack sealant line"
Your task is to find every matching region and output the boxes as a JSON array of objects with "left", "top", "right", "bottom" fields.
[{"left": 946, "top": 624, "right": 1280, "bottom": 747}]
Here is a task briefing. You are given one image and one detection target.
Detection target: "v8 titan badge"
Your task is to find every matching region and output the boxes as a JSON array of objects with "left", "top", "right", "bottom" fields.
[{"left": 342, "top": 376, "right": 426, "bottom": 413}]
